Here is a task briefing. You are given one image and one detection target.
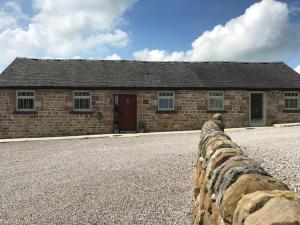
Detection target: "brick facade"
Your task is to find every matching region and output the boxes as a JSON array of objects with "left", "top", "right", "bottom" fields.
[{"left": 1, "top": 89, "right": 300, "bottom": 138}]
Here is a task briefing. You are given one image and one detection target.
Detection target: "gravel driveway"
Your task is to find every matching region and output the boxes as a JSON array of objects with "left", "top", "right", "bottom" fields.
[{"left": 0, "top": 126, "right": 300, "bottom": 225}]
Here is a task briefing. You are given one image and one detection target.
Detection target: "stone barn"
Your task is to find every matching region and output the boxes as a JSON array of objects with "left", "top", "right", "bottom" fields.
[{"left": 0, "top": 57, "right": 300, "bottom": 138}]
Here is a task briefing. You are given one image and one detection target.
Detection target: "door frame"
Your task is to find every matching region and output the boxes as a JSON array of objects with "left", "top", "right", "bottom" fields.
[
  {"left": 117, "top": 94, "right": 137, "bottom": 132},
  {"left": 249, "top": 91, "right": 266, "bottom": 127}
]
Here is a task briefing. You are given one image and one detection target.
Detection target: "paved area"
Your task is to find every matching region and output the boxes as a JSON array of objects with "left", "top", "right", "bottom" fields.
[{"left": 0, "top": 126, "right": 300, "bottom": 224}]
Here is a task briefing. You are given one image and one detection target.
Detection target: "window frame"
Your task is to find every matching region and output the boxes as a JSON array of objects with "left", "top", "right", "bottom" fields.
[
  {"left": 284, "top": 91, "right": 299, "bottom": 110},
  {"left": 73, "top": 90, "right": 92, "bottom": 112},
  {"left": 208, "top": 90, "right": 224, "bottom": 111},
  {"left": 157, "top": 91, "right": 175, "bottom": 111},
  {"left": 16, "top": 90, "right": 35, "bottom": 112}
]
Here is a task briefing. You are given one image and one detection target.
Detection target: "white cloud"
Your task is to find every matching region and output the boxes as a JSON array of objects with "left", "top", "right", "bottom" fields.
[
  {"left": 104, "top": 54, "right": 122, "bottom": 60},
  {"left": 133, "top": 0, "right": 300, "bottom": 62},
  {"left": 295, "top": 65, "right": 300, "bottom": 74},
  {"left": 133, "top": 49, "right": 190, "bottom": 61},
  {"left": 0, "top": 0, "right": 136, "bottom": 66},
  {"left": 0, "top": 1, "right": 28, "bottom": 30}
]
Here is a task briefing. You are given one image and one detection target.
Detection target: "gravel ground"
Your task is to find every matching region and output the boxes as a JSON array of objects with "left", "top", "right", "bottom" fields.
[
  {"left": 229, "top": 126, "right": 300, "bottom": 192},
  {"left": 0, "top": 126, "right": 300, "bottom": 225}
]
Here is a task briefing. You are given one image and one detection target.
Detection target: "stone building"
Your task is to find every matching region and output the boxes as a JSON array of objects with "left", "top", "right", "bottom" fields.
[{"left": 0, "top": 57, "right": 300, "bottom": 138}]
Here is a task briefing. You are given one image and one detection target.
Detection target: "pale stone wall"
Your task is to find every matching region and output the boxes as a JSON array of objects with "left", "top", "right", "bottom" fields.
[
  {"left": 266, "top": 90, "right": 300, "bottom": 125},
  {"left": 193, "top": 114, "right": 300, "bottom": 225},
  {"left": 139, "top": 90, "right": 250, "bottom": 131},
  {"left": 1, "top": 89, "right": 300, "bottom": 138},
  {"left": 0, "top": 89, "right": 114, "bottom": 138}
]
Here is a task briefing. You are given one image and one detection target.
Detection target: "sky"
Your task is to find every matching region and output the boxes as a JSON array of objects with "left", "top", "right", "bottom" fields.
[{"left": 0, "top": 0, "right": 300, "bottom": 74}]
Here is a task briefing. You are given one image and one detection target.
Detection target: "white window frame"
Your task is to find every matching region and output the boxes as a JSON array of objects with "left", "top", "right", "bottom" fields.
[
  {"left": 73, "top": 90, "right": 92, "bottom": 112},
  {"left": 16, "top": 90, "right": 35, "bottom": 112},
  {"left": 208, "top": 91, "right": 224, "bottom": 111},
  {"left": 284, "top": 91, "right": 299, "bottom": 110},
  {"left": 157, "top": 91, "right": 175, "bottom": 111}
]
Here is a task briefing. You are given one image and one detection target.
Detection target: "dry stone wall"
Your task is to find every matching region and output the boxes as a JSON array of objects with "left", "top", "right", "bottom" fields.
[{"left": 193, "top": 114, "right": 300, "bottom": 225}]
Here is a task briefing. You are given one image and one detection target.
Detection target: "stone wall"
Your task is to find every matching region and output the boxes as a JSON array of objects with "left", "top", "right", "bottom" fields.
[
  {"left": 1, "top": 89, "right": 300, "bottom": 138},
  {"left": 0, "top": 89, "right": 114, "bottom": 138},
  {"left": 193, "top": 114, "right": 300, "bottom": 225},
  {"left": 139, "top": 90, "right": 249, "bottom": 131},
  {"left": 266, "top": 90, "right": 300, "bottom": 125}
]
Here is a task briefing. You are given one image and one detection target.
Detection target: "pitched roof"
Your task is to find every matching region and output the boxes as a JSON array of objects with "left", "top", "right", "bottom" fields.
[{"left": 1, "top": 57, "right": 300, "bottom": 90}]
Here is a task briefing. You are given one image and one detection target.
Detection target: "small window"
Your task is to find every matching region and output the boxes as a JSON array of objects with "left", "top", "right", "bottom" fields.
[
  {"left": 284, "top": 92, "right": 299, "bottom": 110},
  {"left": 158, "top": 91, "right": 175, "bottom": 111},
  {"left": 16, "top": 91, "right": 35, "bottom": 111},
  {"left": 73, "top": 91, "right": 91, "bottom": 111},
  {"left": 208, "top": 91, "right": 224, "bottom": 111}
]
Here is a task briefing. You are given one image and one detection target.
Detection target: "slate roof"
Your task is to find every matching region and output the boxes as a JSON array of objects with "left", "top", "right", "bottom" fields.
[{"left": 1, "top": 57, "right": 300, "bottom": 90}]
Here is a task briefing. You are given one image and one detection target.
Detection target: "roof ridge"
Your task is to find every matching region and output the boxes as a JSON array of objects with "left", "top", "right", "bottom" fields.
[
  {"left": 15, "top": 57, "right": 283, "bottom": 64},
  {"left": 1, "top": 58, "right": 299, "bottom": 89}
]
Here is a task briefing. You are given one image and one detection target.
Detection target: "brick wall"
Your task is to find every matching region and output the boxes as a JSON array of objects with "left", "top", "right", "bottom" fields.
[{"left": 0, "top": 89, "right": 300, "bottom": 138}]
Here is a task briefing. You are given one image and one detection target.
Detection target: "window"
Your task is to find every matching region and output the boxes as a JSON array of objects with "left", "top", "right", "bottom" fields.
[
  {"left": 284, "top": 92, "right": 299, "bottom": 110},
  {"left": 208, "top": 91, "right": 224, "bottom": 111},
  {"left": 16, "top": 91, "right": 35, "bottom": 111},
  {"left": 158, "top": 91, "right": 175, "bottom": 111},
  {"left": 73, "top": 91, "right": 91, "bottom": 111}
]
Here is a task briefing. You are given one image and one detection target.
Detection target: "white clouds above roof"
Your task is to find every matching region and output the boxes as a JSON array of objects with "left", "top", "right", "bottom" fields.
[
  {"left": 295, "top": 65, "right": 300, "bottom": 74},
  {"left": 103, "top": 54, "right": 122, "bottom": 60},
  {"left": 133, "top": 0, "right": 300, "bottom": 62},
  {"left": 133, "top": 49, "right": 189, "bottom": 62},
  {"left": 0, "top": 0, "right": 136, "bottom": 65}
]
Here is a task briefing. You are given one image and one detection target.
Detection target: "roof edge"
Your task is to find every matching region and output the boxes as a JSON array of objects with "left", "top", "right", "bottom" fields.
[
  {"left": 13, "top": 57, "right": 285, "bottom": 65},
  {"left": 1, "top": 57, "right": 19, "bottom": 75},
  {"left": 1, "top": 86, "right": 300, "bottom": 91}
]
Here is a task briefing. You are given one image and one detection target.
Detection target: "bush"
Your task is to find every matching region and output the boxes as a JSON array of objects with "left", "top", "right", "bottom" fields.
[{"left": 138, "top": 121, "right": 145, "bottom": 129}]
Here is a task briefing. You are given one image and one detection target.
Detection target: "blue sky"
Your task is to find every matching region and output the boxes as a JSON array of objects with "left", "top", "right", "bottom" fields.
[{"left": 0, "top": 0, "right": 300, "bottom": 73}]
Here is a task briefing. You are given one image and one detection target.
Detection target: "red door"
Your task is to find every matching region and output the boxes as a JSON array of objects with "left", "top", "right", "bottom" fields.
[{"left": 119, "top": 95, "right": 137, "bottom": 131}]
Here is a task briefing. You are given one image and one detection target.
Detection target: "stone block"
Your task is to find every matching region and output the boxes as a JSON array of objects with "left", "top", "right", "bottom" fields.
[
  {"left": 233, "top": 190, "right": 300, "bottom": 225},
  {"left": 210, "top": 155, "right": 252, "bottom": 193},
  {"left": 199, "top": 130, "right": 230, "bottom": 157},
  {"left": 205, "top": 138, "right": 237, "bottom": 159},
  {"left": 244, "top": 196, "right": 300, "bottom": 225},
  {"left": 220, "top": 174, "right": 287, "bottom": 224},
  {"left": 216, "top": 163, "right": 270, "bottom": 205},
  {"left": 193, "top": 157, "right": 203, "bottom": 186},
  {"left": 205, "top": 147, "right": 243, "bottom": 182}
]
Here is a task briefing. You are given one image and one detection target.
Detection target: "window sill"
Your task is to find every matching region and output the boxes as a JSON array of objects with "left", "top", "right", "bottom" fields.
[
  {"left": 283, "top": 109, "right": 300, "bottom": 113},
  {"left": 14, "top": 110, "right": 37, "bottom": 114},
  {"left": 70, "top": 111, "right": 94, "bottom": 114},
  {"left": 155, "top": 110, "right": 177, "bottom": 114},
  {"left": 206, "top": 110, "right": 227, "bottom": 113}
]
